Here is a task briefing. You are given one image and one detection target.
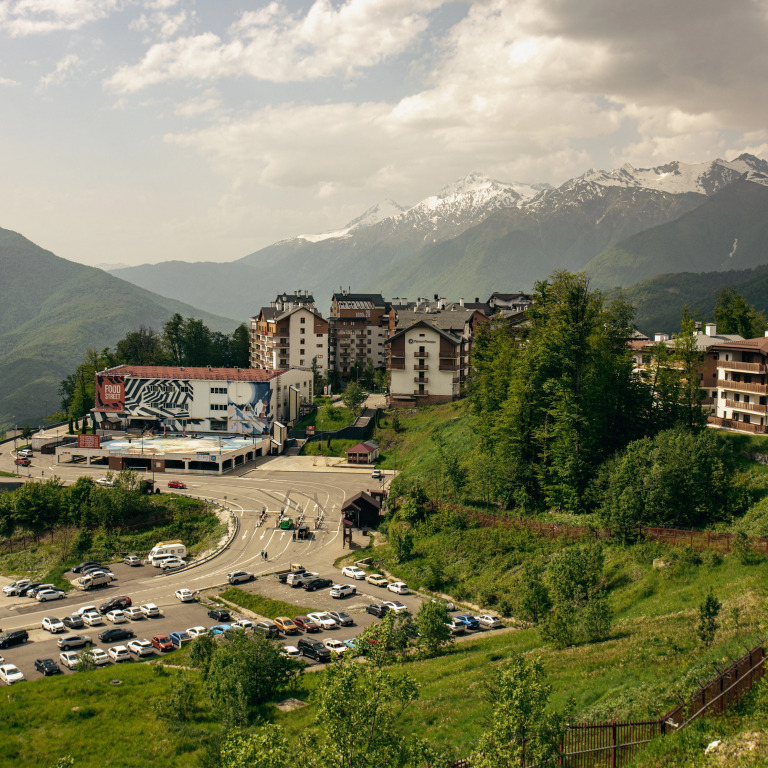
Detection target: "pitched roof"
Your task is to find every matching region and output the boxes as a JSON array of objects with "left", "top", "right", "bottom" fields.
[
  {"left": 708, "top": 336, "right": 768, "bottom": 354},
  {"left": 98, "top": 365, "right": 286, "bottom": 382},
  {"left": 347, "top": 441, "right": 378, "bottom": 453},
  {"left": 341, "top": 491, "right": 381, "bottom": 511}
]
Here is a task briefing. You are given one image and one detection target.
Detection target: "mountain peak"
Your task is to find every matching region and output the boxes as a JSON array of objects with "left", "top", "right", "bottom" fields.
[{"left": 345, "top": 199, "right": 406, "bottom": 230}]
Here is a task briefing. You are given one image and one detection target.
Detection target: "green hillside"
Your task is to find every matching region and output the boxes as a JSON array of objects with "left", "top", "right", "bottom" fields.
[
  {"left": 587, "top": 179, "right": 768, "bottom": 289},
  {"left": 0, "top": 228, "right": 237, "bottom": 429}
]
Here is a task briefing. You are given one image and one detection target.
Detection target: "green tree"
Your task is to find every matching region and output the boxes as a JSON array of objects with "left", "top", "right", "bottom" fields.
[
  {"left": 697, "top": 588, "right": 722, "bottom": 646},
  {"left": 470, "top": 655, "right": 569, "bottom": 768},
  {"left": 516, "top": 561, "right": 551, "bottom": 625},
  {"left": 389, "top": 522, "right": 414, "bottom": 563},
  {"left": 414, "top": 600, "right": 452, "bottom": 658},
  {"left": 75, "top": 647, "right": 97, "bottom": 672},
  {"left": 219, "top": 726, "right": 292, "bottom": 768},
  {"left": 364, "top": 359, "right": 376, "bottom": 389},
  {"left": 341, "top": 380, "right": 366, "bottom": 415},
  {"left": 229, "top": 323, "right": 251, "bottom": 368},
  {"left": 714, "top": 287, "right": 767, "bottom": 339},
  {"left": 673, "top": 308, "right": 707, "bottom": 428},
  {"left": 163, "top": 313, "right": 186, "bottom": 365},
  {"left": 114, "top": 326, "right": 165, "bottom": 365}
]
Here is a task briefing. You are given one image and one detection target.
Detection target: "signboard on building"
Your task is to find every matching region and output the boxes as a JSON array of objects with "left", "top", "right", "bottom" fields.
[
  {"left": 306, "top": 425, "right": 315, "bottom": 436},
  {"left": 77, "top": 434, "right": 101, "bottom": 449},
  {"left": 95, "top": 375, "right": 125, "bottom": 412}
]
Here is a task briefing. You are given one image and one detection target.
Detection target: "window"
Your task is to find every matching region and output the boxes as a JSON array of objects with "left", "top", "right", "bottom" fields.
[
  {"left": 300, "top": 317, "right": 306, "bottom": 324},
  {"left": 300, "top": 328, "right": 306, "bottom": 334},
  {"left": 211, "top": 404, "right": 227, "bottom": 411},
  {"left": 210, "top": 420, "right": 227, "bottom": 431},
  {"left": 300, "top": 360, "right": 304, "bottom": 366},
  {"left": 210, "top": 386, "right": 227, "bottom": 394}
]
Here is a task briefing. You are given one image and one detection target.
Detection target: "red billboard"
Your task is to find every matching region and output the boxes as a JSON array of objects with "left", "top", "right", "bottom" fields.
[
  {"left": 95, "top": 375, "right": 125, "bottom": 412},
  {"left": 78, "top": 434, "right": 101, "bottom": 449}
]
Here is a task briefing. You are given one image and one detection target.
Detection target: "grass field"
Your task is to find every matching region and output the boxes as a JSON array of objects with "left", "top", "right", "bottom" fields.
[
  {"left": 295, "top": 402, "right": 355, "bottom": 432},
  {"left": 218, "top": 587, "right": 314, "bottom": 619}
]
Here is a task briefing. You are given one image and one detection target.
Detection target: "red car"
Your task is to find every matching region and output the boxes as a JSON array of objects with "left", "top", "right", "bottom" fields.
[
  {"left": 293, "top": 615, "right": 320, "bottom": 633},
  {"left": 167, "top": 480, "right": 186, "bottom": 489},
  {"left": 151, "top": 634, "right": 173, "bottom": 652},
  {"left": 14, "top": 458, "right": 30, "bottom": 466}
]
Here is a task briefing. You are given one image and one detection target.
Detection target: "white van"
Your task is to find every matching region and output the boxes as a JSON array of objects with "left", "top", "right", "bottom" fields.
[
  {"left": 17, "top": 449, "right": 33, "bottom": 459},
  {"left": 148, "top": 540, "right": 187, "bottom": 566}
]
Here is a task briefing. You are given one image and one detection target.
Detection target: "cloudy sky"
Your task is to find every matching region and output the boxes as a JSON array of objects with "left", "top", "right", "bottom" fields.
[{"left": 1, "top": 0, "right": 767, "bottom": 268}]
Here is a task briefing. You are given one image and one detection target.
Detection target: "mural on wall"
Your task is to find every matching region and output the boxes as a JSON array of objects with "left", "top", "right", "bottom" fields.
[
  {"left": 226, "top": 381, "right": 271, "bottom": 435},
  {"left": 123, "top": 378, "right": 192, "bottom": 419}
]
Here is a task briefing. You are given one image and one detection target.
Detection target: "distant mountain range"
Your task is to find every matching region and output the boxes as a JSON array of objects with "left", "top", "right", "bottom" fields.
[
  {"left": 0, "top": 228, "right": 236, "bottom": 429},
  {"left": 110, "top": 154, "right": 768, "bottom": 319}
]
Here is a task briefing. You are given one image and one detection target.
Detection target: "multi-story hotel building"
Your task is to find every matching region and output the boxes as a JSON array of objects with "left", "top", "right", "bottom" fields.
[{"left": 328, "top": 292, "right": 390, "bottom": 377}]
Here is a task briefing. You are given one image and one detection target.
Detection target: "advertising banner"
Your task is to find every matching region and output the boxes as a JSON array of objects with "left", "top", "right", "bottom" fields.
[
  {"left": 77, "top": 434, "right": 101, "bottom": 449},
  {"left": 95, "top": 375, "right": 125, "bottom": 412},
  {"left": 226, "top": 381, "right": 271, "bottom": 435}
]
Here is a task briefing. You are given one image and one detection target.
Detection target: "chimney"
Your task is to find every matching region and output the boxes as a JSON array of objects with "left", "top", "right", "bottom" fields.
[
  {"left": 434, "top": 293, "right": 439, "bottom": 301},
  {"left": 475, "top": 297, "right": 479, "bottom": 303},
  {"left": 705, "top": 323, "right": 717, "bottom": 337},
  {"left": 695, "top": 321, "right": 702, "bottom": 331},
  {"left": 460, "top": 297, "right": 464, "bottom": 307}
]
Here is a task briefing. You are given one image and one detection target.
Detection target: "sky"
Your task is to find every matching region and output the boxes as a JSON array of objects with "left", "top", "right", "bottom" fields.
[{"left": 1, "top": 0, "right": 768, "bottom": 269}]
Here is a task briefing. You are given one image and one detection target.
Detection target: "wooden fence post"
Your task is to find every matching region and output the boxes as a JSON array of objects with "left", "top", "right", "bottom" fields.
[{"left": 611, "top": 720, "right": 617, "bottom": 768}]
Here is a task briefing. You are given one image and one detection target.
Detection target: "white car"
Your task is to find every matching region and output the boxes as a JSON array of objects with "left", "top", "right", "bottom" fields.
[
  {"left": 281, "top": 646, "right": 301, "bottom": 660},
  {"left": 91, "top": 648, "right": 110, "bottom": 666},
  {"left": 432, "top": 597, "right": 456, "bottom": 611},
  {"left": 341, "top": 565, "right": 366, "bottom": 580},
  {"left": 384, "top": 600, "right": 408, "bottom": 614},
  {"left": 477, "top": 614, "right": 503, "bottom": 629},
  {"left": 140, "top": 603, "right": 160, "bottom": 618},
  {"left": 160, "top": 557, "right": 186, "bottom": 571},
  {"left": 3, "top": 579, "right": 31, "bottom": 596},
  {"left": 307, "top": 612, "right": 337, "bottom": 630},
  {"left": 323, "top": 638, "right": 349, "bottom": 656},
  {"left": 59, "top": 651, "right": 80, "bottom": 669},
  {"left": 106, "top": 610, "right": 127, "bottom": 624},
  {"left": 186, "top": 626, "right": 207, "bottom": 638},
  {"left": 95, "top": 477, "right": 114, "bottom": 487},
  {"left": 42, "top": 617, "right": 65, "bottom": 633},
  {"left": 37, "top": 589, "right": 66, "bottom": 602},
  {"left": 123, "top": 606, "right": 146, "bottom": 621},
  {"left": 231, "top": 619, "right": 254, "bottom": 631},
  {"left": 371, "top": 468, "right": 382, "bottom": 479},
  {"left": 82, "top": 611, "right": 104, "bottom": 627},
  {"left": 0, "top": 664, "right": 25, "bottom": 684},
  {"left": 387, "top": 581, "right": 409, "bottom": 595},
  {"left": 175, "top": 588, "right": 195, "bottom": 602},
  {"left": 329, "top": 584, "right": 357, "bottom": 598},
  {"left": 107, "top": 645, "right": 131, "bottom": 662},
  {"left": 75, "top": 605, "right": 99, "bottom": 617},
  {"left": 127, "top": 639, "right": 155, "bottom": 657}
]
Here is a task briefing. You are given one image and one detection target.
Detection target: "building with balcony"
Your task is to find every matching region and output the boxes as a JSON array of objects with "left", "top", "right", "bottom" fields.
[
  {"left": 329, "top": 292, "right": 390, "bottom": 377},
  {"left": 250, "top": 291, "right": 328, "bottom": 375},
  {"left": 708, "top": 335, "right": 768, "bottom": 434}
]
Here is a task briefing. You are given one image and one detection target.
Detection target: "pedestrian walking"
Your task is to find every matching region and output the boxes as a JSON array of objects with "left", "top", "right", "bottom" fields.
[
  {"left": 264, "top": 551, "right": 268, "bottom": 560},
  {"left": 260, "top": 550, "right": 264, "bottom": 560}
]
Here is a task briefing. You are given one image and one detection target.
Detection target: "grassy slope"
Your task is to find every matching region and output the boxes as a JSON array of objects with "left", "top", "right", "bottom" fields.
[{"left": 0, "top": 227, "right": 237, "bottom": 429}]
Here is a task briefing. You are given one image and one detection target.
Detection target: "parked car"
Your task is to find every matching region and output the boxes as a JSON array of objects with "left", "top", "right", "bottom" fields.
[
  {"left": 323, "top": 638, "right": 349, "bottom": 656},
  {"left": 106, "top": 610, "right": 127, "bottom": 624},
  {"left": 160, "top": 557, "right": 186, "bottom": 571},
  {"left": 140, "top": 603, "right": 161, "bottom": 618},
  {"left": 307, "top": 612, "right": 337, "bottom": 630},
  {"left": 151, "top": 635, "right": 174, "bottom": 651},
  {"left": 280, "top": 646, "right": 301, "bottom": 660},
  {"left": 446, "top": 618, "right": 466, "bottom": 635},
  {"left": 123, "top": 555, "right": 142, "bottom": 567},
  {"left": 36, "top": 589, "right": 65, "bottom": 602},
  {"left": 365, "top": 574, "right": 389, "bottom": 587},
  {"left": 170, "top": 631, "right": 192, "bottom": 648},
  {"left": 14, "top": 457, "right": 30, "bottom": 466},
  {"left": 124, "top": 606, "right": 146, "bottom": 621},
  {"left": 95, "top": 477, "right": 114, "bottom": 487},
  {"left": 0, "top": 629, "right": 29, "bottom": 648},
  {"left": 42, "top": 617, "right": 65, "bottom": 633},
  {"left": 175, "top": 588, "right": 195, "bottom": 602},
  {"left": 208, "top": 608, "right": 231, "bottom": 622},
  {"left": 227, "top": 570, "right": 254, "bottom": 585},
  {"left": 75, "top": 605, "right": 99, "bottom": 617},
  {"left": 2, "top": 579, "right": 31, "bottom": 596},
  {"left": 341, "top": 565, "right": 366, "bottom": 580},
  {"left": 18, "top": 582, "right": 43, "bottom": 597},
  {"left": 384, "top": 600, "right": 408, "bottom": 614},
  {"left": 57, "top": 634, "right": 92, "bottom": 650},
  {"left": 477, "top": 614, "right": 503, "bottom": 629},
  {"left": 82, "top": 611, "right": 104, "bottom": 627},
  {"left": 62, "top": 615, "right": 85, "bottom": 630},
  {"left": 329, "top": 583, "right": 357, "bottom": 598},
  {"left": 231, "top": 619, "right": 255, "bottom": 631},
  {"left": 127, "top": 639, "right": 155, "bottom": 657},
  {"left": 167, "top": 480, "right": 186, "bottom": 489},
  {"left": 303, "top": 577, "right": 333, "bottom": 592},
  {"left": 296, "top": 637, "right": 331, "bottom": 662},
  {"left": 107, "top": 645, "right": 131, "bottom": 663},
  {"left": 371, "top": 468, "right": 382, "bottom": 479},
  {"left": 387, "top": 581, "right": 409, "bottom": 595},
  {"left": 254, "top": 621, "right": 279, "bottom": 638},
  {"left": 28, "top": 583, "right": 56, "bottom": 598},
  {"left": 209, "top": 624, "right": 231, "bottom": 635},
  {"left": 431, "top": 597, "right": 456, "bottom": 612},
  {"left": 72, "top": 562, "right": 103, "bottom": 574},
  {"left": 366, "top": 603, "right": 390, "bottom": 618},
  {"left": 327, "top": 610, "right": 354, "bottom": 627},
  {"left": 293, "top": 615, "right": 320, "bottom": 633},
  {"left": 91, "top": 648, "right": 111, "bottom": 666},
  {"left": 454, "top": 614, "right": 480, "bottom": 630},
  {"left": 0, "top": 664, "right": 25, "bottom": 683},
  {"left": 186, "top": 626, "right": 207, "bottom": 638},
  {"left": 99, "top": 596, "right": 132, "bottom": 614},
  {"left": 274, "top": 616, "right": 298, "bottom": 634},
  {"left": 34, "top": 657, "right": 61, "bottom": 676},
  {"left": 59, "top": 650, "right": 80, "bottom": 669},
  {"left": 98, "top": 627, "right": 135, "bottom": 643}
]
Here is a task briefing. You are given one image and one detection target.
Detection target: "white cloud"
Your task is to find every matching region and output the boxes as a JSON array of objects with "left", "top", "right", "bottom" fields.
[
  {"left": 107, "top": 0, "right": 447, "bottom": 92},
  {"left": 0, "top": 0, "right": 121, "bottom": 36},
  {"left": 174, "top": 88, "right": 221, "bottom": 117},
  {"left": 39, "top": 53, "right": 81, "bottom": 87},
  {"left": 0, "top": 74, "right": 19, "bottom": 85}
]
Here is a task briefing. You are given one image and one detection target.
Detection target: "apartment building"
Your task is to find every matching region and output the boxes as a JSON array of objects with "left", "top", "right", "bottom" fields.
[
  {"left": 250, "top": 291, "right": 329, "bottom": 375},
  {"left": 708, "top": 335, "right": 768, "bottom": 434},
  {"left": 328, "top": 291, "right": 390, "bottom": 377}
]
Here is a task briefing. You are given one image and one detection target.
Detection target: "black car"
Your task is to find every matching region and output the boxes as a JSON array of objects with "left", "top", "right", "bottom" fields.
[
  {"left": 297, "top": 637, "right": 331, "bottom": 662},
  {"left": 34, "top": 657, "right": 61, "bottom": 676},
  {"left": 72, "top": 561, "right": 104, "bottom": 574},
  {"left": 98, "top": 627, "right": 135, "bottom": 643},
  {"left": 18, "top": 582, "right": 42, "bottom": 597},
  {"left": 0, "top": 629, "right": 29, "bottom": 648},
  {"left": 208, "top": 608, "right": 231, "bottom": 622},
  {"left": 303, "top": 577, "right": 333, "bottom": 592},
  {"left": 253, "top": 621, "right": 279, "bottom": 638},
  {"left": 63, "top": 614, "right": 85, "bottom": 630},
  {"left": 98, "top": 596, "right": 132, "bottom": 615},
  {"left": 366, "top": 603, "right": 390, "bottom": 619}
]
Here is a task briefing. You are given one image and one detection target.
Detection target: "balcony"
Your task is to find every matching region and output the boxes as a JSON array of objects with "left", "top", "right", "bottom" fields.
[
  {"left": 413, "top": 389, "right": 429, "bottom": 396},
  {"left": 721, "top": 381, "right": 768, "bottom": 395},
  {"left": 414, "top": 377, "right": 429, "bottom": 384},
  {"left": 717, "top": 360, "right": 767, "bottom": 374},
  {"left": 413, "top": 364, "right": 429, "bottom": 371},
  {"left": 413, "top": 351, "right": 429, "bottom": 359},
  {"left": 725, "top": 399, "right": 768, "bottom": 414},
  {"left": 709, "top": 416, "right": 768, "bottom": 434}
]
